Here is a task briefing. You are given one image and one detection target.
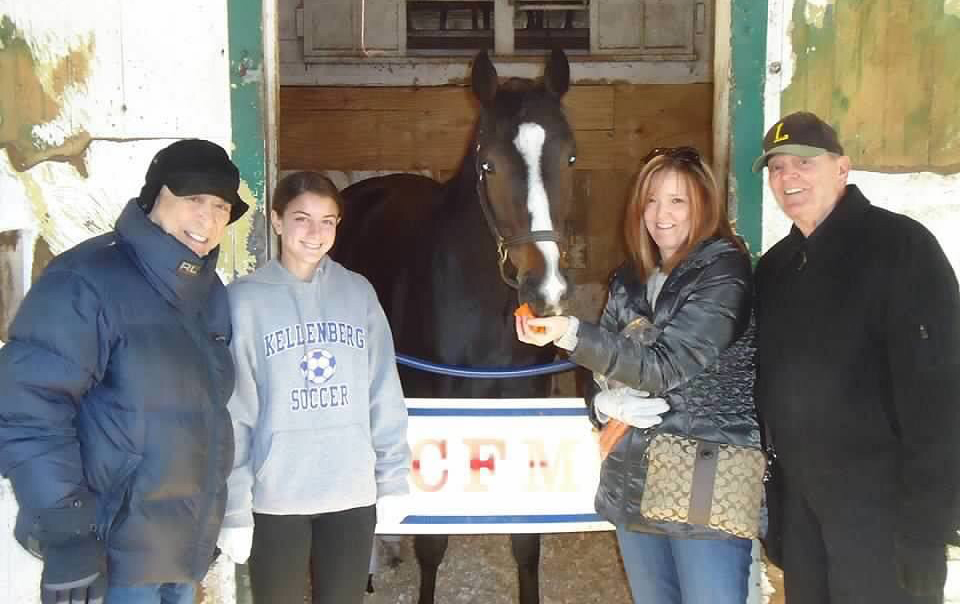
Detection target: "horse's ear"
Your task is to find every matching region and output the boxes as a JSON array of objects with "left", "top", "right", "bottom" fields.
[
  {"left": 472, "top": 50, "right": 498, "bottom": 105},
  {"left": 544, "top": 48, "right": 570, "bottom": 98}
]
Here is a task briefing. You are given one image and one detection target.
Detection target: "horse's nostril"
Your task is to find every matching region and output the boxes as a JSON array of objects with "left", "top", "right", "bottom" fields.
[{"left": 544, "top": 303, "right": 565, "bottom": 317}]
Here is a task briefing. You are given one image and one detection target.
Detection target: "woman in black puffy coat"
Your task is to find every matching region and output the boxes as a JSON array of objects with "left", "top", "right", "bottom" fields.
[{"left": 517, "top": 147, "right": 760, "bottom": 604}]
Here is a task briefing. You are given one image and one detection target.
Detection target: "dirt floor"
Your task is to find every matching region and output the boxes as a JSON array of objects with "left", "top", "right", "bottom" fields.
[
  {"left": 211, "top": 539, "right": 960, "bottom": 604},
  {"left": 364, "top": 532, "right": 633, "bottom": 604}
]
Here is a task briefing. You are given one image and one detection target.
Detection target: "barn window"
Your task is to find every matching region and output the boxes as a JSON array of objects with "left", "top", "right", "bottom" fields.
[
  {"left": 406, "top": 0, "right": 496, "bottom": 52},
  {"left": 404, "top": 0, "right": 589, "bottom": 53},
  {"left": 299, "top": 0, "right": 705, "bottom": 59}
]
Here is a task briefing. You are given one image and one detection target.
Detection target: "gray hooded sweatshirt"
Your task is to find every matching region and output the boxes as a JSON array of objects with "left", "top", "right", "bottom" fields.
[{"left": 222, "top": 257, "right": 410, "bottom": 528}]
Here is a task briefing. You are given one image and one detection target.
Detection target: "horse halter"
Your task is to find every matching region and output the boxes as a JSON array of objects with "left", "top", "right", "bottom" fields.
[{"left": 474, "top": 142, "right": 561, "bottom": 290}]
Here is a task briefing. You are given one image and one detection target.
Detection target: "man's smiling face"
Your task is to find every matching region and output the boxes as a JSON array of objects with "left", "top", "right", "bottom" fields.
[
  {"left": 767, "top": 152, "right": 850, "bottom": 236},
  {"left": 148, "top": 185, "right": 231, "bottom": 257}
]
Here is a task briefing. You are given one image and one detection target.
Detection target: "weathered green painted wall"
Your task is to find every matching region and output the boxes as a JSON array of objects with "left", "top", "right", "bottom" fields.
[
  {"left": 783, "top": 0, "right": 960, "bottom": 173},
  {"left": 227, "top": 0, "right": 268, "bottom": 274},
  {"left": 730, "top": 0, "right": 769, "bottom": 260}
]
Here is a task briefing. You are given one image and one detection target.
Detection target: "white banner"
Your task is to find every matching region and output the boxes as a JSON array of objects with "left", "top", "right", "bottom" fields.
[{"left": 376, "top": 397, "right": 615, "bottom": 535}]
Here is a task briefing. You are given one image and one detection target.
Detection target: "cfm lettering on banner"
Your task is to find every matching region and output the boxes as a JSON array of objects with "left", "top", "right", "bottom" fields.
[
  {"left": 524, "top": 439, "right": 577, "bottom": 492},
  {"left": 411, "top": 439, "right": 449, "bottom": 492},
  {"left": 410, "top": 438, "right": 579, "bottom": 494},
  {"left": 464, "top": 438, "right": 506, "bottom": 492}
]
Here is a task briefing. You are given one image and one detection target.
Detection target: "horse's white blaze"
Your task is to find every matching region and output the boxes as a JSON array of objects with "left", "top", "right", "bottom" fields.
[{"left": 514, "top": 123, "right": 567, "bottom": 308}]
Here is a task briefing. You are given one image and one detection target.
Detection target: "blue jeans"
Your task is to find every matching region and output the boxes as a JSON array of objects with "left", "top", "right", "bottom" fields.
[
  {"left": 616, "top": 528, "right": 752, "bottom": 604},
  {"left": 105, "top": 582, "right": 195, "bottom": 604}
]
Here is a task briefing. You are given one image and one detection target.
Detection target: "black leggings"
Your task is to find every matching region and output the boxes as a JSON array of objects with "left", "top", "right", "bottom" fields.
[{"left": 248, "top": 505, "right": 376, "bottom": 604}]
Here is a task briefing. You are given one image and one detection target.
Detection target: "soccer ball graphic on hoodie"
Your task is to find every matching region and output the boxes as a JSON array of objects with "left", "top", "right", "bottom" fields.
[{"left": 300, "top": 348, "right": 337, "bottom": 385}]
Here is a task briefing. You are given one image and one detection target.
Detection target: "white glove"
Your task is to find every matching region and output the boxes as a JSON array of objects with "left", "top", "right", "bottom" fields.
[
  {"left": 376, "top": 494, "right": 410, "bottom": 529},
  {"left": 217, "top": 526, "right": 254, "bottom": 565},
  {"left": 594, "top": 387, "right": 670, "bottom": 429}
]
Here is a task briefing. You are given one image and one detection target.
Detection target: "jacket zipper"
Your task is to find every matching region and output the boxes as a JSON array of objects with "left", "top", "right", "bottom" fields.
[{"left": 620, "top": 428, "right": 635, "bottom": 521}]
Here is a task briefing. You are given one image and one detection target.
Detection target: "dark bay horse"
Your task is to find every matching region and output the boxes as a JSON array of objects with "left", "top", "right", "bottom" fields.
[{"left": 332, "top": 49, "right": 577, "bottom": 604}]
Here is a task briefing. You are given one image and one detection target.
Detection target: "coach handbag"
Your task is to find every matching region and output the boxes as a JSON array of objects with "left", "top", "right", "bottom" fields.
[{"left": 639, "top": 433, "right": 766, "bottom": 539}]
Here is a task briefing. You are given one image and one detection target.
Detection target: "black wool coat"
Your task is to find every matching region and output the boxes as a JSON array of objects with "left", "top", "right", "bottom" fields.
[{"left": 754, "top": 184, "right": 960, "bottom": 547}]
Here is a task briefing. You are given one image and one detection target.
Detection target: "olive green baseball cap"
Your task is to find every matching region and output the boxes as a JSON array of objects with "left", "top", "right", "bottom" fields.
[{"left": 752, "top": 111, "right": 845, "bottom": 172}]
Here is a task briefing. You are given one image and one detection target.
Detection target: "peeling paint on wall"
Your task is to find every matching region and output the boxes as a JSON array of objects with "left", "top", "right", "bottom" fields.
[
  {"left": 782, "top": 0, "right": 960, "bottom": 173},
  {"left": 0, "top": 230, "right": 19, "bottom": 341},
  {"left": 803, "top": 0, "right": 836, "bottom": 28},
  {"left": 228, "top": 0, "right": 269, "bottom": 276},
  {"left": 785, "top": 1, "right": 959, "bottom": 171},
  {"left": 217, "top": 178, "right": 261, "bottom": 278},
  {"left": 0, "top": 16, "right": 94, "bottom": 174}
]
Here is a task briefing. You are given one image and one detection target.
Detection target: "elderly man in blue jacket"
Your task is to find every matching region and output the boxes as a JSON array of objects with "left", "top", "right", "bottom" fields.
[{"left": 0, "top": 139, "right": 249, "bottom": 604}]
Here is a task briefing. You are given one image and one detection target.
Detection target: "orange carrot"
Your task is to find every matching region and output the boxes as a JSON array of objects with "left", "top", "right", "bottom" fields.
[
  {"left": 514, "top": 303, "right": 546, "bottom": 333},
  {"left": 514, "top": 302, "right": 536, "bottom": 318}
]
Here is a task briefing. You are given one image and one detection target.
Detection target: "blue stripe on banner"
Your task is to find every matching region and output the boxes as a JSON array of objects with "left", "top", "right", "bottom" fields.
[
  {"left": 408, "top": 408, "right": 588, "bottom": 417},
  {"left": 402, "top": 514, "right": 604, "bottom": 524}
]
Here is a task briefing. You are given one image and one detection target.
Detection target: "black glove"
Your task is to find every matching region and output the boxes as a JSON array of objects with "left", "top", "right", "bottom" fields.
[
  {"left": 14, "top": 493, "right": 108, "bottom": 604},
  {"left": 40, "top": 534, "right": 107, "bottom": 604},
  {"left": 894, "top": 535, "right": 947, "bottom": 597}
]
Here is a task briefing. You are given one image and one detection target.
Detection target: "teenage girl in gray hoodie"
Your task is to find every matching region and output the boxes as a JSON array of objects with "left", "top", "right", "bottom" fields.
[{"left": 216, "top": 171, "right": 411, "bottom": 603}]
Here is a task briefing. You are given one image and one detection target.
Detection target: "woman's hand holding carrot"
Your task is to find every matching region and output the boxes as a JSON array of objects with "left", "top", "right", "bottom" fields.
[{"left": 515, "top": 303, "right": 570, "bottom": 346}]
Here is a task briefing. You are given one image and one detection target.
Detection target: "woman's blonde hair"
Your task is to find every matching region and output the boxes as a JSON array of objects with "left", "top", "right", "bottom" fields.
[{"left": 624, "top": 148, "right": 745, "bottom": 282}]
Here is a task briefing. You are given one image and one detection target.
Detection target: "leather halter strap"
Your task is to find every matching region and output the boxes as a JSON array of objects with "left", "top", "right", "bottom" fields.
[{"left": 474, "top": 142, "right": 560, "bottom": 290}]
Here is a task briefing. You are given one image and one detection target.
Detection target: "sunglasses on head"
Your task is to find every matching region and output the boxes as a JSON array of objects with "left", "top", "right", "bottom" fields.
[{"left": 641, "top": 146, "right": 702, "bottom": 165}]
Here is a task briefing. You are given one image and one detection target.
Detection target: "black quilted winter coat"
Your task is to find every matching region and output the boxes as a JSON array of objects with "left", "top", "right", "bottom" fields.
[
  {"left": 570, "top": 236, "right": 759, "bottom": 537},
  {"left": 0, "top": 200, "right": 236, "bottom": 586}
]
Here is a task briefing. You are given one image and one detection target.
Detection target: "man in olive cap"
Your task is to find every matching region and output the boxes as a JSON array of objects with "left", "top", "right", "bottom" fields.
[
  {"left": 753, "top": 111, "right": 960, "bottom": 603},
  {"left": 0, "top": 139, "right": 249, "bottom": 604}
]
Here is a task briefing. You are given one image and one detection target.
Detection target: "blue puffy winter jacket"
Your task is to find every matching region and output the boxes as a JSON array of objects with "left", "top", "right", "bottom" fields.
[{"left": 0, "top": 200, "right": 235, "bottom": 586}]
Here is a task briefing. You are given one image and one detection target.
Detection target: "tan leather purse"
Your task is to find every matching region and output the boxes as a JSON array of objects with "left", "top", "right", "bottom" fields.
[{"left": 639, "top": 433, "right": 766, "bottom": 539}]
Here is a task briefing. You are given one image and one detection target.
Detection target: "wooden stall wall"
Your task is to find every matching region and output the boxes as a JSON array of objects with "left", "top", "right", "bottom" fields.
[
  {"left": 780, "top": 0, "right": 960, "bottom": 173},
  {"left": 279, "top": 82, "right": 713, "bottom": 289}
]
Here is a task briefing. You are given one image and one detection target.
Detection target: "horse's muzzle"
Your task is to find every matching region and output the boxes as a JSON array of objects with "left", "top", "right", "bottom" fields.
[{"left": 518, "top": 269, "right": 570, "bottom": 317}]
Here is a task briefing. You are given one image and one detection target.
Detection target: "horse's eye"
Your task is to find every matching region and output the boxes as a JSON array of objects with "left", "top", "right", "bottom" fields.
[
  {"left": 481, "top": 161, "right": 495, "bottom": 174},
  {"left": 568, "top": 155, "right": 577, "bottom": 166}
]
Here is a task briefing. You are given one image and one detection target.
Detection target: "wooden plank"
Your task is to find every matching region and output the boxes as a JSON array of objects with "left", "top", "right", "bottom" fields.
[
  {"left": 898, "top": 0, "right": 934, "bottom": 169},
  {"left": 281, "top": 86, "right": 476, "bottom": 114},
  {"left": 783, "top": 0, "right": 958, "bottom": 172},
  {"left": 831, "top": 0, "right": 875, "bottom": 164},
  {"left": 413, "top": 110, "right": 475, "bottom": 171},
  {"left": 564, "top": 86, "right": 615, "bottom": 131},
  {"left": 928, "top": 3, "right": 960, "bottom": 170},
  {"left": 573, "top": 130, "right": 622, "bottom": 171},
  {"left": 281, "top": 85, "right": 615, "bottom": 132},
  {"left": 878, "top": 0, "right": 921, "bottom": 169},
  {"left": 612, "top": 83, "right": 713, "bottom": 171},
  {"left": 583, "top": 170, "right": 631, "bottom": 283},
  {"left": 781, "top": 0, "right": 810, "bottom": 119},
  {"left": 804, "top": 2, "right": 835, "bottom": 130},
  {"left": 280, "top": 109, "right": 418, "bottom": 171},
  {"left": 783, "top": 0, "right": 865, "bottom": 156},
  {"left": 280, "top": 82, "right": 712, "bottom": 177},
  {"left": 828, "top": 0, "right": 856, "bottom": 157}
]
